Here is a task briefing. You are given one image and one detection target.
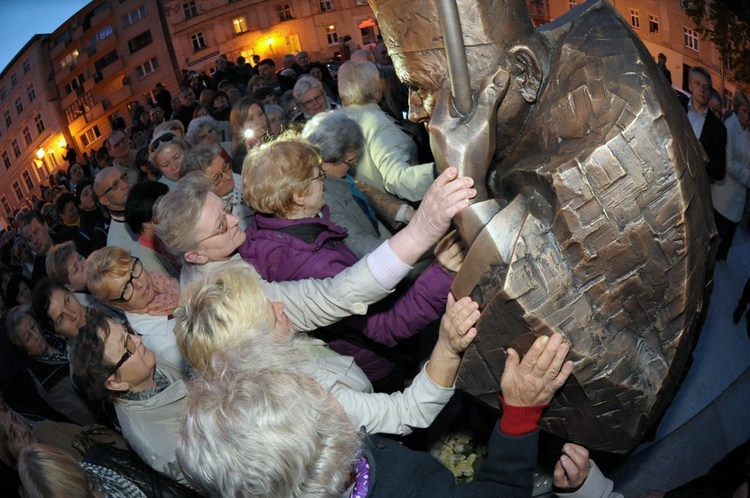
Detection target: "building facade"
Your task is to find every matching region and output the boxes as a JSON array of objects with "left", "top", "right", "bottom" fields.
[{"left": 160, "top": 0, "right": 377, "bottom": 75}]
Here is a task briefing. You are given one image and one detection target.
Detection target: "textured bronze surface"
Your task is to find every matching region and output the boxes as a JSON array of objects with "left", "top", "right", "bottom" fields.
[{"left": 371, "top": 0, "right": 715, "bottom": 453}]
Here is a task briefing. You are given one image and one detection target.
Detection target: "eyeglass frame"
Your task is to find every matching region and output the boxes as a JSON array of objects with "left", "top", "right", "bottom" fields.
[
  {"left": 311, "top": 171, "right": 326, "bottom": 183},
  {"left": 196, "top": 203, "right": 233, "bottom": 244},
  {"left": 111, "top": 322, "right": 138, "bottom": 374},
  {"left": 298, "top": 90, "right": 327, "bottom": 108},
  {"left": 112, "top": 257, "right": 144, "bottom": 303},
  {"left": 210, "top": 161, "right": 232, "bottom": 187},
  {"left": 99, "top": 171, "right": 129, "bottom": 198}
]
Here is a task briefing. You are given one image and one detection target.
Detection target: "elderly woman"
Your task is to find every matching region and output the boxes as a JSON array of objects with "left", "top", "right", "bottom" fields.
[
  {"left": 176, "top": 324, "right": 581, "bottom": 497},
  {"left": 154, "top": 167, "right": 473, "bottom": 333},
  {"left": 148, "top": 130, "right": 188, "bottom": 189},
  {"left": 711, "top": 89, "right": 750, "bottom": 261},
  {"left": 124, "top": 181, "right": 180, "bottom": 278},
  {"left": 44, "top": 242, "right": 95, "bottom": 307},
  {"left": 71, "top": 307, "right": 188, "bottom": 484},
  {"left": 6, "top": 306, "right": 98, "bottom": 426},
  {"left": 292, "top": 75, "right": 340, "bottom": 124},
  {"left": 229, "top": 97, "right": 269, "bottom": 174},
  {"left": 183, "top": 144, "right": 254, "bottom": 230},
  {"left": 5, "top": 273, "right": 32, "bottom": 307},
  {"left": 176, "top": 264, "right": 475, "bottom": 435},
  {"left": 340, "top": 61, "right": 434, "bottom": 202},
  {"left": 264, "top": 103, "right": 288, "bottom": 137},
  {"left": 85, "top": 247, "right": 184, "bottom": 370},
  {"left": 240, "top": 138, "right": 458, "bottom": 386},
  {"left": 184, "top": 114, "right": 232, "bottom": 154},
  {"left": 303, "top": 110, "right": 416, "bottom": 257}
]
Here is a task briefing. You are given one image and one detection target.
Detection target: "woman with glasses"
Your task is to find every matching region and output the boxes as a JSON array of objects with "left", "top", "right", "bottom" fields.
[
  {"left": 303, "top": 110, "right": 414, "bottom": 258},
  {"left": 183, "top": 144, "right": 254, "bottom": 230},
  {"left": 71, "top": 307, "right": 190, "bottom": 484},
  {"left": 240, "top": 138, "right": 461, "bottom": 390},
  {"left": 84, "top": 247, "right": 184, "bottom": 370},
  {"left": 148, "top": 130, "right": 189, "bottom": 189},
  {"left": 6, "top": 306, "right": 99, "bottom": 426}
]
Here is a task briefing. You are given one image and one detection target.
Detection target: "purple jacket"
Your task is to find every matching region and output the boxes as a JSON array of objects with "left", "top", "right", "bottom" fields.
[{"left": 239, "top": 206, "right": 453, "bottom": 381}]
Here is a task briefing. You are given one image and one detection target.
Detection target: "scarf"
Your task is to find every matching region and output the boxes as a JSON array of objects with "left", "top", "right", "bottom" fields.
[{"left": 130, "top": 272, "right": 180, "bottom": 317}]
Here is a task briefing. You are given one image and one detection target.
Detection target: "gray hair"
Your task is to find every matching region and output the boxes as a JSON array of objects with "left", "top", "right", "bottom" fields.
[
  {"left": 338, "top": 61, "right": 382, "bottom": 106},
  {"left": 302, "top": 111, "right": 365, "bottom": 163},
  {"left": 292, "top": 76, "right": 323, "bottom": 102},
  {"left": 5, "top": 305, "right": 33, "bottom": 347},
  {"left": 177, "top": 337, "right": 358, "bottom": 497},
  {"left": 183, "top": 144, "right": 222, "bottom": 175},
  {"left": 153, "top": 172, "right": 213, "bottom": 257},
  {"left": 733, "top": 89, "right": 749, "bottom": 110},
  {"left": 186, "top": 115, "right": 220, "bottom": 147}
]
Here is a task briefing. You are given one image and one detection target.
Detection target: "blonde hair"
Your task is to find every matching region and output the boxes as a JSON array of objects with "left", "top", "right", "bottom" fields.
[
  {"left": 174, "top": 265, "right": 270, "bottom": 375},
  {"left": 18, "top": 444, "right": 94, "bottom": 498},
  {"left": 85, "top": 247, "right": 132, "bottom": 303},
  {"left": 242, "top": 138, "right": 321, "bottom": 217}
]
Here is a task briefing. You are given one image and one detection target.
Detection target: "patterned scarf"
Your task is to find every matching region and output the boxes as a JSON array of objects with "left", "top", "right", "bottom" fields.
[{"left": 130, "top": 272, "right": 180, "bottom": 317}]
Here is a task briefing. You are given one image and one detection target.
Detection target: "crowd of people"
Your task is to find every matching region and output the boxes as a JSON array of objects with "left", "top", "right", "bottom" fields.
[{"left": 1, "top": 41, "right": 746, "bottom": 497}]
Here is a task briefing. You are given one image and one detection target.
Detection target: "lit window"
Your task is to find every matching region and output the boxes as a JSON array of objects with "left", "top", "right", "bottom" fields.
[
  {"left": 233, "top": 17, "right": 248, "bottom": 35},
  {"left": 648, "top": 15, "right": 659, "bottom": 34},
  {"left": 325, "top": 25, "right": 338, "bottom": 45},
  {"left": 191, "top": 32, "right": 207, "bottom": 51},
  {"left": 684, "top": 27, "right": 699, "bottom": 51},
  {"left": 630, "top": 9, "right": 640, "bottom": 29},
  {"left": 98, "top": 24, "right": 114, "bottom": 40}
]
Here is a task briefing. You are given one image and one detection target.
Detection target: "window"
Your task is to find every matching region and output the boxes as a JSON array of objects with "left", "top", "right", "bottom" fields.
[
  {"left": 22, "top": 127, "right": 32, "bottom": 146},
  {"left": 2, "top": 152, "right": 10, "bottom": 169},
  {"left": 97, "top": 24, "right": 114, "bottom": 41},
  {"left": 15, "top": 98, "right": 23, "bottom": 115},
  {"left": 94, "top": 50, "right": 119, "bottom": 75},
  {"left": 648, "top": 15, "right": 659, "bottom": 34},
  {"left": 11, "top": 74, "right": 17, "bottom": 88},
  {"left": 81, "top": 125, "right": 101, "bottom": 148},
  {"left": 183, "top": 1, "right": 198, "bottom": 19},
  {"left": 684, "top": 27, "right": 699, "bottom": 51},
  {"left": 232, "top": 17, "right": 248, "bottom": 35},
  {"left": 123, "top": 6, "right": 146, "bottom": 27},
  {"left": 325, "top": 24, "right": 339, "bottom": 45},
  {"left": 22, "top": 171, "right": 33, "bottom": 190},
  {"left": 1, "top": 197, "right": 10, "bottom": 216},
  {"left": 191, "top": 32, "right": 207, "bottom": 51},
  {"left": 27, "top": 85, "right": 36, "bottom": 102},
  {"left": 60, "top": 50, "right": 80, "bottom": 69},
  {"left": 13, "top": 182, "right": 23, "bottom": 202},
  {"left": 34, "top": 114, "right": 45, "bottom": 133},
  {"left": 0, "top": 87, "right": 4, "bottom": 101},
  {"left": 278, "top": 3, "right": 293, "bottom": 21},
  {"left": 630, "top": 9, "right": 640, "bottom": 29},
  {"left": 319, "top": 0, "right": 333, "bottom": 11},
  {"left": 128, "top": 30, "right": 153, "bottom": 53},
  {"left": 23, "top": 60, "right": 30, "bottom": 74},
  {"left": 12, "top": 139, "right": 21, "bottom": 158},
  {"left": 64, "top": 74, "right": 85, "bottom": 96},
  {"left": 135, "top": 57, "right": 159, "bottom": 79},
  {"left": 4, "top": 110, "right": 11, "bottom": 127},
  {"left": 568, "top": 0, "right": 576, "bottom": 9}
]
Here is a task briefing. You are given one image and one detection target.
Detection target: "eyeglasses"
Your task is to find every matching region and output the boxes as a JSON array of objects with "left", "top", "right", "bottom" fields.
[
  {"left": 112, "top": 325, "right": 137, "bottom": 374},
  {"left": 113, "top": 258, "right": 143, "bottom": 303},
  {"left": 149, "top": 132, "right": 177, "bottom": 153},
  {"left": 211, "top": 162, "right": 231, "bottom": 186},
  {"left": 196, "top": 203, "right": 233, "bottom": 244},
  {"left": 100, "top": 172, "right": 129, "bottom": 198},
  {"left": 343, "top": 156, "right": 358, "bottom": 169},
  {"left": 299, "top": 92, "right": 326, "bottom": 108},
  {"left": 311, "top": 171, "right": 326, "bottom": 183}
]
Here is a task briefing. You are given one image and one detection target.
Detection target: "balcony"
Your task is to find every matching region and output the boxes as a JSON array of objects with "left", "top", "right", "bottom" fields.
[
  {"left": 100, "top": 57, "right": 125, "bottom": 81},
  {"left": 89, "top": 5, "right": 113, "bottom": 29},
  {"left": 107, "top": 84, "right": 132, "bottom": 109}
]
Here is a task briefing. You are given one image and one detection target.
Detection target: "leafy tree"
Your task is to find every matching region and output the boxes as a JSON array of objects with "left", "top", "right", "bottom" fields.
[{"left": 685, "top": 0, "right": 750, "bottom": 88}]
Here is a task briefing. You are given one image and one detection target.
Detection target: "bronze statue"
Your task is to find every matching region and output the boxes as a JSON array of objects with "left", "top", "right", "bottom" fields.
[{"left": 371, "top": 0, "right": 715, "bottom": 453}]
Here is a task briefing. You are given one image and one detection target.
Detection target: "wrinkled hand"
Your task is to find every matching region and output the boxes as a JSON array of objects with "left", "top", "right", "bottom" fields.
[
  {"left": 408, "top": 167, "right": 475, "bottom": 248},
  {"left": 500, "top": 334, "right": 573, "bottom": 407},
  {"left": 434, "top": 230, "right": 465, "bottom": 273},
  {"left": 437, "top": 294, "right": 479, "bottom": 358},
  {"left": 553, "top": 443, "right": 590, "bottom": 490}
]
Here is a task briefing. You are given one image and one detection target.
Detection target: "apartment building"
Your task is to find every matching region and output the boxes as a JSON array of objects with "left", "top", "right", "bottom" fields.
[
  {"left": 160, "top": 0, "right": 377, "bottom": 75},
  {"left": 48, "top": 1, "right": 180, "bottom": 166},
  {"left": 0, "top": 35, "right": 71, "bottom": 221}
]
